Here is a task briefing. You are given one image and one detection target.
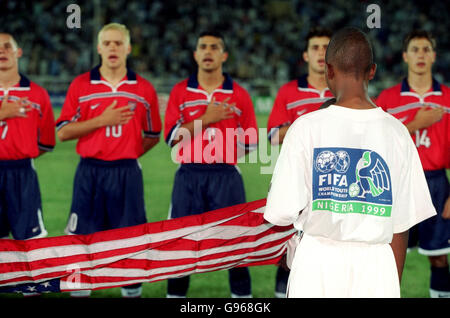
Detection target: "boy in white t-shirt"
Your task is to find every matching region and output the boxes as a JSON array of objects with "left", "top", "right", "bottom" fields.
[{"left": 264, "top": 27, "right": 436, "bottom": 298}]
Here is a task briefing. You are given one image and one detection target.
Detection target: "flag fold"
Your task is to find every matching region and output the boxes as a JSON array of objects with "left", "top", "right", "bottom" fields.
[{"left": 0, "top": 199, "right": 295, "bottom": 293}]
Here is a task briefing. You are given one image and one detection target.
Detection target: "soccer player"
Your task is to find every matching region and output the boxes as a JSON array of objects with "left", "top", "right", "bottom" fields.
[
  {"left": 264, "top": 27, "right": 436, "bottom": 297},
  {"left": 0, "top": 33, "right": 55, "bottom": 297},
  {"left": 56, "top": 23, "right": 162, "bottom": 298},
  {"left": 0, "top": 33, "right": 55, "bottom": 241},
  {"left": 376, "top": 30, "right": 450, "bottom": 298},
  {"left": 267, "top": 26, "right": 333, "bottom": 298},
  {"left": 164, "top": 30, "right": 258, "bottom": 298},
  {"left": 267, "top": 27, "right": 334, "bottom": 146}
]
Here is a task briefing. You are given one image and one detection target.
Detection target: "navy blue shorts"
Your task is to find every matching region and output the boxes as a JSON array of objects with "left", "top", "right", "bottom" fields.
[
  {"left": 65, "top": 158, "right": 147, "bottom": 235},
  {"left": 169, "top": 164, "right": 246, "bottom": 219},
  {"left": 0, "top": 159, "right": 47, "bottom": 240},
  {"left": 408, "top": 169, "right": 450, "bottom": 255}
]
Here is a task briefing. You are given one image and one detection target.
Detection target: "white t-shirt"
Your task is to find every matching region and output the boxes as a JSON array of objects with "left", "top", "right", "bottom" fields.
[{"left": 264, "top": 105, "right": 436, "bottom": 244}]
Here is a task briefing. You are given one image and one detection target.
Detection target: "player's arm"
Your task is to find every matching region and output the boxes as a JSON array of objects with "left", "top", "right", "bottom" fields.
[
  {"left": 139, "top": 83, "right": 162, "bottom": 156},
  {"left": 405, "top": 105, "right": 444, "bottom": 134},
  {"left": 236, "top": 91, "right": 258, "bottom": 157},
  {"left": 170, "top": 97, "right": 234, "bottom": 146},
  {"left": 274, "top": 125, "right": 290, "bottom": 144},
  {"left": 389, "top": 230, "right": 409, "bottom": 283},
  {"left": 267, "top": 88, "right": 290, "bottom": 145},
  {"left": 57, "top": 100, "right": 133, "bottom": 141},
  {"left": 37, "top": 89, "right": 56, "bottom": 158},
  {"left": 142, "top": 137, "right": 159, "bottom": 153},
  {"left": 443, "top": 169, "right": 450, "bottom": 219}
]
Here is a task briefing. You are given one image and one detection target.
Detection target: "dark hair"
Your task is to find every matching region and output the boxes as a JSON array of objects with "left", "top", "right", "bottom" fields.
[
  {"left": 198, "top": 30, "right": 226, "bottom": 50},
  {"left": 325, "top": 27, "right": 373, "bottom": 79},
  {"left": 402, "top": 30, "right": 436, "bottom": 52},
  {"left": 304, "top": 26, "right": 333, "bottom": 52}
]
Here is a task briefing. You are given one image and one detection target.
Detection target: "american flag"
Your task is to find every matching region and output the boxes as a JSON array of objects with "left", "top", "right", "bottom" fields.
[{"left": 0, "top": 199, "right": 295, "bottom": 294}]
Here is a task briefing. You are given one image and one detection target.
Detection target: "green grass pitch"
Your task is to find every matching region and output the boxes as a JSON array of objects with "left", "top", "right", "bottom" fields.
[{"left": 2, "top": 113, "right": 439, "bottom": 298}]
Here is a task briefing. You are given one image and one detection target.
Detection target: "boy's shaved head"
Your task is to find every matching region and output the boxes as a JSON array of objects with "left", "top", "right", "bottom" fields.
[{"left": 325, "top": 27, "right": 374, "bottom": 79}]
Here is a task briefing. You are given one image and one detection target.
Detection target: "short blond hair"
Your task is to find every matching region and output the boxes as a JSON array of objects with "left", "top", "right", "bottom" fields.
[{"left": 97, "top": 23, "right": 130, "bottom": 46}]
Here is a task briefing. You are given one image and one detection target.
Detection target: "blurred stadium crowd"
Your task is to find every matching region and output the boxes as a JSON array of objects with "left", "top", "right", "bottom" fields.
[{"left": 1, "top": 0, "right": 449, "bottom": 97}]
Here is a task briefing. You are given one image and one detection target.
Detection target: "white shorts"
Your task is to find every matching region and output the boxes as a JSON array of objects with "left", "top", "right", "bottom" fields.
[{"left": 287, "top": 233, "right": 400, "bottom": 298}]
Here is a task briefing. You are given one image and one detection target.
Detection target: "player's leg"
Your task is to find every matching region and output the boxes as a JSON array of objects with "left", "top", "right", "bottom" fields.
[
  {"left": 419, "top": 170, "right": 450, "bottom": 298},
  {"left": 2, "top": 159, "right": 47, "bottom": 297},
  {"left": 6, "top": 159, "right": 47, "bottom": 240},
  {"left": 274, "top": 266, "right": 290, "bottom": 298},
  {"left": 166, "top": 164, "right": 206, "bottom": 297},
  {"left": 65, "top": 159, "right": 106, "bottom": 298},
  {"left": 0, "top": 168, "right": 11, "bottom": 240},
  {"left": 105, "top": 159, "right": 148, "bottom": 298},
  {"left": 65, "top": 159, "right": 103, "bottom": 235},
  {"left": 207, "top": 165, "right": 252, "bottom": 298}
]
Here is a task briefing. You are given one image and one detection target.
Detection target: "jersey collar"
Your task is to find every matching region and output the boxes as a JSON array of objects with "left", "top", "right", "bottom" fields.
[
  {"left": 0, "top": 73, "right": 31, "bottom": 92},
  {"left": 297, "top": 74, "right": 309, "bottom": 89},
  {"left": 401, "top": 77, "right": 442, "bottom": 93},
  {"left": 297, "top": 74, "right": 330, "bottom": 97},
  {"left": 187, "top": 72, "right": 234, "bottom": 92},
  {"left": 89, "top": 65, "right": 137, "bottom": 83}
]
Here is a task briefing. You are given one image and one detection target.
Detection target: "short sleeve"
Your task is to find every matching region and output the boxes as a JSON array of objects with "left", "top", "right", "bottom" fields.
[
  {"left": 264, "top": 124, "right": 308, "bottom": 226},
  {"left": 142, "top": 82, "right": 162, "bottom": 138},
  {"left": 375, "top": 90, "right": 389, "bottom": 112},
  {"left": 56, "top": 78, "right": 81, "bottom": 130},
  {"left": 164, "top": 83, "right": 184, "bottom": 147},
  {"left": 391, "top": 137, "right": 437, "bottom": 233},
  {"left": 267, "top": 87, "right": 290, "bottom": 142},
  {"left": 37, "top": 88, "right": 56, "bottom": 151},
  {"left": 236, "top": 88, "right": 258, "bottom": 152}
]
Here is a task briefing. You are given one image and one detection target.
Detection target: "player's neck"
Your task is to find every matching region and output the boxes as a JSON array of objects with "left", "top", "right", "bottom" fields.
[
  {"left": 335, "top": 81, "right": 375, "bottom": 110},
  {"left": 307, "top": 71, "right": 327, "bottom": 91},
  {"left": 0, "top": 68, "right": 20, "bottom": 90},
  {"left": 99, "top": 65, "right": 127, "bottom": 87},
  {"left": 407, "top": 71, "right": 433, "bottom": 96},
  {"left": 197, "top": 69, "right": 224, "bottom": 94}
]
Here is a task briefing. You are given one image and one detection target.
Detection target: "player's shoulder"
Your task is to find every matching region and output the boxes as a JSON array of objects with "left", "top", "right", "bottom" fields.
[
  {"left": 135, "top": 73, "right": 157, "bottom": 91},
  {"left": 27, "top": 79, "right": 49, "bottom": 96},
  {"left": 135, "top": 73, "right": 154, "bottom": 86},
  {"left": 280, "top": 79, "right": 299, "bottom": 91},
  {"left": 377, "top": 82, "right": 402, "bottom": 97},
  {"left": 69, "top": 71, "right": 92, "bottom": 87},
  {"left": 230, "top": 78, "right": 249, "bottom": 95},
  {"left": 438, "top": 81, "right": 450, "bottom": 95},
  {"left": 16, "top": 76, "right": 50, "bottom": 104},
  {"left": 171, "top": 78, "right": 189, "bottom": 92}
]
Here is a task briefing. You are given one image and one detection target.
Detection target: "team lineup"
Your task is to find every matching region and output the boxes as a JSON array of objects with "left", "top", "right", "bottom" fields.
[{"left": 0, "top": 21, "right": 449, "bottom": 299}]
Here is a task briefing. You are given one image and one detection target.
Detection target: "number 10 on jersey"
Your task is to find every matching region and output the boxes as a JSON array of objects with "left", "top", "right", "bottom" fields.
[{"left": 105, "top": 125, "right": 122, "bottom": 138}]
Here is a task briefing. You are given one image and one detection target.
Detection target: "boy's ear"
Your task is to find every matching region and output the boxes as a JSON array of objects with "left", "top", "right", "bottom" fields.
[
  {"left": 326, "top": 63, "right": 334, "bottom": 80},
  {"left": 368, "top": 63, "right": 377, "bottom": 80}
]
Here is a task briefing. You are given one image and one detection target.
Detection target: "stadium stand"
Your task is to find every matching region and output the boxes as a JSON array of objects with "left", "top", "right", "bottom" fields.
[{"left": 1, "top": 0, "right": 449, "bottom": 108}]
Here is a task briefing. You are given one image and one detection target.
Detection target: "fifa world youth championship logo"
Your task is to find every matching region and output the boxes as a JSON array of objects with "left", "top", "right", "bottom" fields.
[{"left": 313, "top": 147, "right": 392, "bottom": 217}]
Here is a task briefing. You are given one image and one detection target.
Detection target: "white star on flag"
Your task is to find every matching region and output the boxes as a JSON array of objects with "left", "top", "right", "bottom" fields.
[{"left": 26, "top": 286, "right": 36, "bottom": 292}]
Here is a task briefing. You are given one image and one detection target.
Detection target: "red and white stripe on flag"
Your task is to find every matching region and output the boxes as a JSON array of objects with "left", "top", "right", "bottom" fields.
[{"left": 0, "top": 199, "right": 295, "bottom": 291}]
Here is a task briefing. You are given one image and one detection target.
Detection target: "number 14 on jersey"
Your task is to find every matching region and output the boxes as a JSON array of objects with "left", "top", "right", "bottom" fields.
[{"left": 415, "top": 129, "right": 431, "bottom": 148}]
